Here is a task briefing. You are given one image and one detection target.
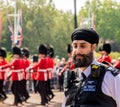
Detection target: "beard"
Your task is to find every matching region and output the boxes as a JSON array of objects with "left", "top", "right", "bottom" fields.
[{"left": 73, "top": 51, "right": 94, "bottom": 68}]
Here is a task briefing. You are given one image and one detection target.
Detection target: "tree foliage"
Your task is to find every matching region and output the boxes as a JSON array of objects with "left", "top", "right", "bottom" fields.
[
  {"left": 0, "top": 0, "right": 74, "bottom": 59},
  {"left": 79, "top": 0, "right": 120, "bottom": 51},
  {"left": 0, "top": 0, "right": 120, "bottom": 59}
]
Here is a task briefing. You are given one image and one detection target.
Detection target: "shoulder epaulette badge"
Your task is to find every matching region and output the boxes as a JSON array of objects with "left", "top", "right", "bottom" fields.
[{"left": 106, "top": 67, "right": 119, "bottom": 76}]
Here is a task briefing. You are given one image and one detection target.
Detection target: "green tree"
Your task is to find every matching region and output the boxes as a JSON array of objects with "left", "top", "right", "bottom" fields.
[
  {"left": 0, "top": 0, "right": 75, "bottom": 58},
  {"left": 78, "top": 0, "right": 120, "bottom": 51}
]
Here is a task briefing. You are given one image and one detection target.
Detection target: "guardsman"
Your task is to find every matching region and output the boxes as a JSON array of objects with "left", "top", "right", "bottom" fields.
[
  {"left": 113, "top": 57, "right": 120, "bottom": 69},
  {"left": 61, "top": 44, "right": 74, "bottom": 107},
  {"left": 1, "top": 46, "right": 23, "bottom": 106},
  {"left": 21, "top": 47, "right": 30, "bottom": 102},
  {"left": 46, "top": 45, "right": 55, "bottom": 100},
  {"left": 27, "top": 44, "right": 48, "bottom": 106},
  {"left": 31, "top": 55, "right": 38, "bottom": 93},
  {"left": 0, "top": 47, "right": 8, "bottom": 101},
  {"left": 98, "top": 43, "right": 112, "bottom": 66},
  {"left": 59, "top": 44, "right": 74, "bottom": 76}
]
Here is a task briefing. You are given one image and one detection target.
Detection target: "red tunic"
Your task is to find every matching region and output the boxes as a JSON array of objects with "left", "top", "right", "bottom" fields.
[
  {"left": 31, "top": 63, "right": 38, "bottom": 80},
  {"left": 22, "top": 58, "right": 30, "bottom": 80},
  {"left": 47, "top": 57, "right": 54, "bottom": 79},
  {"left": 31, "top": 58, "right": 47, "bottom": 81},
  {"left": 113, "top": 60, "right": 120, "bottom": 69},
  {"left": 98, "top": 55, "right": 112, "bottom": 65},
  {"left": 60, "top": 57, "right": 74, "bottom": 73},
  {"left": 97, "top": 55, "right": 103, "bottom": 62},
  {"left": 2, "top": 58, "right": 23, "bottom": 81},
  {"left": 0, "top": 59, "right": 8, "bottom": 80}
]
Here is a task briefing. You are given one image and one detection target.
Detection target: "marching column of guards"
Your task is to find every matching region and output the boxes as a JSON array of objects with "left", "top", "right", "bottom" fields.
[
  {"left": 1, "top": 42, "right": 119, "bottom": 106},
  {"left": 0, "top": 44, "right": 56, "bottom": 106},
  {"left": 27, "top": 44, "right": 49, "bottom": 106}
]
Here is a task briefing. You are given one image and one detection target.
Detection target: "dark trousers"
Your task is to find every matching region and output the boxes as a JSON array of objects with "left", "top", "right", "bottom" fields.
[
  {"left": 33, "top": 80, "right": 37, "bottom": 93},
  {"left": 21, "top": 79, "right": 29, "bottom": 99},
  {"left": 58, "top": 75, "right": 64, "bottom": 91},
  {"left": 11, "top": 81, "right": 22, "bottom": 104},
  {"left": 37, "top": 81, "right": 47, "bottom": 104},
  {"left": 47, "top": 79, "right": 54, "bottom": 96},
  {"left": 0, "top": 80, "right": 7, "bottom": 98}
]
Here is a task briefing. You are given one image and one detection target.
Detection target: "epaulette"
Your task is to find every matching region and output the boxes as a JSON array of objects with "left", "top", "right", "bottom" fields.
[
  {"left": 106, "top": 66, "right": 119, "bottom": 76},
  {"left": 99, "top": 63, "right": 119, "bottom": 76}
]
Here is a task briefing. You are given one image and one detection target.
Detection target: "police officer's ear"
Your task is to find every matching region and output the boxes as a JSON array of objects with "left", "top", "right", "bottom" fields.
[{"left": 92, "top": 44, "right": 97, "bottom": 51}]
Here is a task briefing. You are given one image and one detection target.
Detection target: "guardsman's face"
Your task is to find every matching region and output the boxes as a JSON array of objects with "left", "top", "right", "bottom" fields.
[
  {"left": 39, "top": 54, "right": 45, "bottom": 59},
  {"left": 13, "top": 54, "right": 20, "bottom": 59},
  {"left": 101, "top": 50, "right": 107, "bottom": 55},
  {"left": 72, "top": 40, "right": 97, "bottom": 68},
  {"left": 0, "top": 57, "right": 4, "bottom": 61}
]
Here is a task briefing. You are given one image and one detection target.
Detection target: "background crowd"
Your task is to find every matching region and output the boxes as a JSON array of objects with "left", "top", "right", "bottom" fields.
[{"left": 0, "top": 41, "right": 120, "bottom": 106}]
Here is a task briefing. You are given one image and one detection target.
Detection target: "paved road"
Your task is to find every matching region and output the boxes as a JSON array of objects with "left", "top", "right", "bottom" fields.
[{"left": 0, "top": 90, "right": 64, "bottom": 107}]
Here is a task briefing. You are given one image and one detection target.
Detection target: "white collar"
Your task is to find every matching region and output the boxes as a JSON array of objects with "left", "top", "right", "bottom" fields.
[{"left": 79, "top": 59, "right": 99, "bottom": 77}]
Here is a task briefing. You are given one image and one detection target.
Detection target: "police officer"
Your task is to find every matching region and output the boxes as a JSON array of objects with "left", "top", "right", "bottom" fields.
[{"left": 64, "top": 28, "right": 120, "bottom": 107}]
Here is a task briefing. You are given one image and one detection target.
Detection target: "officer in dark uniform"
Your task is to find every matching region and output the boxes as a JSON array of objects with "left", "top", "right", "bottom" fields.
[{"left": 64, "top": 28, "right": 120, "bottom": 107}]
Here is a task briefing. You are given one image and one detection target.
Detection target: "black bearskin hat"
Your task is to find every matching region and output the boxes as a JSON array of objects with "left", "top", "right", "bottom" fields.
[
  {"left": 67, "top": 44, "right": 72, "bottom": 54},
  {"left": 46, "top": 45, "right": 54, "bottom": 58},
  {"left": 12, "top": 46, "right": 21, "bottom": 56},
  {"left": 21, "top": 47, "right": 30, "bottom": 58},
  {"left": 33, "top": 55, "right": 38, "bottom": 62},
  {"left": 101, "top": 43, "right": 111, "bottom": 54},
  {"left": 49, "top": 45, "right": 54, "bottom": 58},
  {"left": 39, "top": 44, "right": 47, "bottom": 55},
  {"left": 0, "top": 47, "right": 7, "bottom": 58}
]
